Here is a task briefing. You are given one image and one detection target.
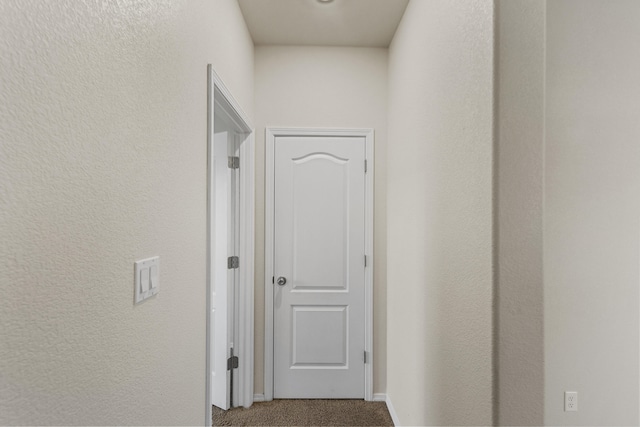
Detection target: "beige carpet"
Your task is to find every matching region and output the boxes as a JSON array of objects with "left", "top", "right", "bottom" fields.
[{"left": 213, "top": 399, "right": 394, "bottom": 426}]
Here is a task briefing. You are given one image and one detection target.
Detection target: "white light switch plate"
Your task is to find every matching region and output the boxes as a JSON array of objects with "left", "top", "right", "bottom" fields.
[{"left": 135, "top": 256, "right": 159, "bottom": 304}]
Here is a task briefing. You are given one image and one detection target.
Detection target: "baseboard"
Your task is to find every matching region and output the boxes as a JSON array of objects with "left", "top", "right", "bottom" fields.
[
  {"left": 255, "top": 393, "right": 387, "bottom": 404},
  {"left": 385, "top": 395, "right": 400, "bottom": 427}
]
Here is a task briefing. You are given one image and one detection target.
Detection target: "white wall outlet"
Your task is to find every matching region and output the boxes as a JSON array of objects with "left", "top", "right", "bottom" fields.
[
  {"left": 134, "top": 256, "right": 159, "bottom": 304},
  {"left": 564, "top": 391, "right": 578, "bottom": 412}
]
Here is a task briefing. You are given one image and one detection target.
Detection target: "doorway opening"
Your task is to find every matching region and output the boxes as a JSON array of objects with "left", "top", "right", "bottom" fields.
[
  {"left": 264, "top": 128, "right": 374, "bottom": 402},
  {"left": 206, "top": 65, "right": 254, "bottom": 424}
]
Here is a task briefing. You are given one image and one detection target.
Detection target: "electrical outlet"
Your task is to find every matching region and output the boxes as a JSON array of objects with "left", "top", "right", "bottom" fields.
[{"left": 564, "top": 391, "right": 578, "bottom": 412}]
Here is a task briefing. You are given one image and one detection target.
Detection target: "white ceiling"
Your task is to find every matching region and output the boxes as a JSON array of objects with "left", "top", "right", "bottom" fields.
[{"left": 237, "top": 0, "right": 410, "bottom": 47}]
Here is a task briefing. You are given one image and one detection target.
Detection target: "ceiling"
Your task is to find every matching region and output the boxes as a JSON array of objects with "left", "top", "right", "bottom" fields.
[{"left": 237, "top": 0, "right": 410, "bottom": 47}]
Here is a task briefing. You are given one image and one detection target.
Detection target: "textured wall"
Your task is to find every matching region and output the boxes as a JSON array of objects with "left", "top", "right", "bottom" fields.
[
  {"left": 0, "top": 0, "right": 253, "bottom": 425},
  {"left": 495, "top": 1, "right": 545, "bottom": 425},
  {"left": 254, "top": 45, "right": 388, "bottom": 397},
  {"left": 544, "top": 1, "right": 640, "bottom": 425},
  {"left": 210, "top": 0, "right": 254, "bottom": 120},
  {"left": 386, "top": 0, "right": 494, "bottom": 425}
]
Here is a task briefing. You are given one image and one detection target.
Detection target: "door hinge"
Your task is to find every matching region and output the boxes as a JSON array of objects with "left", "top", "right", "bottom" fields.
[
  {"left": 227, "top": 256, "right": 239, "bottom": 269},
  {"left": 228, "top": 348, "right": 238, "bottom": 407},
  {"left": 228, "top": 156, "right": 240, "bottom": 169},
  {"left": 227, "top": 355, "right": 239, "bottom": 370},
  {"left": 364, "top": 351, "right": 368, "bottom": 364},
  {"left": 364, "top": 159, "right": 368, "bottom": 173},
  {"left": 364, "top": 255, "right": 367, "bottom": 267}
]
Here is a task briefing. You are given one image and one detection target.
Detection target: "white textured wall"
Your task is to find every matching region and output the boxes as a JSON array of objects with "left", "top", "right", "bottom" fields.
[
  {"left": 387, "top": 1, "right": 494, "bottom": 425},
  {"left": 496, "top": 1, "right": 545, "bottom": 425},
  {"left": 544, "top": 1, "right": 640, "bottom": 425},
  {"left": 0, "top": 0, "right": 253, "bottom": 425},
  {"left": 210, "top": 0, "right": 254, "bottom": 119},
  {"left": 254, "top": 45, "right": 388, "bottom": 396}
]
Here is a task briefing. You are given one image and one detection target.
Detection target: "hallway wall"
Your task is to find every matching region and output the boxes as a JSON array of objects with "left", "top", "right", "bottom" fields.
[
  {"left": 544, "top": 1, "right": 640, "bottom": 424},
  {"left": 253, "top": 45, "right": 388, "bottom": 397},
  {"left": 497, "top": 1, "right": 640, "bottom": 425},
  {"left": 495, "top": 1, "right": 545, "bottom": 425},
  {"left": 0, "top": 0, "right": 253, "bottom": 425},
  {"left": 386, "top": 1, "right": 495, "bottom": 425}
]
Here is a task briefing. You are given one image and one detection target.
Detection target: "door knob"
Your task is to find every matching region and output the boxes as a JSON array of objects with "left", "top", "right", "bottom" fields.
[{"left": 277, "top": 276, "right": 287, "bottom": 286}]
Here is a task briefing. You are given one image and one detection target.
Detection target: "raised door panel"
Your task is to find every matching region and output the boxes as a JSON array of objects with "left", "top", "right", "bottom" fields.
[
  {"left": 291, "top": 153, "right": 349, "bottom": 291},
  {"left": 291, "top": 305, "right": 348, "bottom": 368}
]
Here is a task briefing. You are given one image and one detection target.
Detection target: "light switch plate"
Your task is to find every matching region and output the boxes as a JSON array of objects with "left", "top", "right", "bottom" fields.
[{"left": 135, "top": 256, "right": 159, "bottom": 304}]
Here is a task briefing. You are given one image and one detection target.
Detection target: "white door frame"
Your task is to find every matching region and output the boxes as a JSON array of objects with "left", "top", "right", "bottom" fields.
[
  {"left": 264, "top": 127, "right": 374, "bottom": 402},
  {"left": 206, "top": 65, "right": 255, "bottom": 425}
]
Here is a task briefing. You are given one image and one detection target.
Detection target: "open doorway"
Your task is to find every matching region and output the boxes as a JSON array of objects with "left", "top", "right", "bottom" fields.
[{"left": 206, "top": 65, "right": 255, "bottom": 425}]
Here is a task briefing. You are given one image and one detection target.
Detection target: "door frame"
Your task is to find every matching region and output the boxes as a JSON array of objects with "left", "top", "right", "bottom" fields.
[
  {"left": 206, "top": 65, "right": 255, "bottom": 425},
  {"left": 264, "top": 127, "right": 374, "bottom": 402}
]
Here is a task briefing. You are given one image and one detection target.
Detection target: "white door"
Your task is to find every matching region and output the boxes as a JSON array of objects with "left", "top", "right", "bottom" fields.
[
  {"left": 211, "top": 131, "right": 239, "bottom": 410},
  {"left": 273, "top": 136, "right": 366, "bottom": 398}
]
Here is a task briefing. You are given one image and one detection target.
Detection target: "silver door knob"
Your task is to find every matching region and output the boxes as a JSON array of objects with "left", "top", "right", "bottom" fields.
[{"left": 277, "top": 276, "right": 287, "bottom": 286}]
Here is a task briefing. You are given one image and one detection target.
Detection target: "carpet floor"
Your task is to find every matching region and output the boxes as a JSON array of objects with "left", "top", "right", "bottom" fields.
[{"left": 213, "top": 399, "right": 394, "bottom": 426}]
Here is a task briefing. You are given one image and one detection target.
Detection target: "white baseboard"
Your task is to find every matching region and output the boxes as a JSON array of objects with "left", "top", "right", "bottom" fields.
[
  {"left": 256, "top": 393, "right": 385, "bottom": 403},
  {"left": 255, "top": 393, "right": 388, "bottom": 404},
  {"left": 385, "top": 395, "right": 400, "bottom": 427}
]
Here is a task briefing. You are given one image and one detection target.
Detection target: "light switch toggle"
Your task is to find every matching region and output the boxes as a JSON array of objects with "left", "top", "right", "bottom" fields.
[
  {"left": 140, "top": 267, "right": 150, "bottom": 293},
  {"left": 134, "top": 256, "right": 159, "bottom": 304},
  {"left": 149, "top": 265, "right": 158, "bottom": 289}
]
